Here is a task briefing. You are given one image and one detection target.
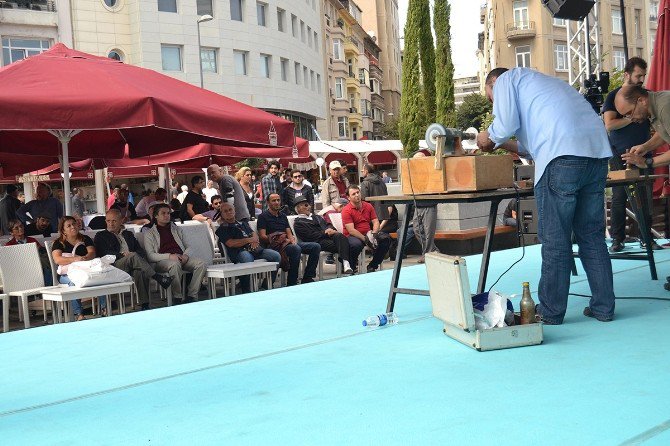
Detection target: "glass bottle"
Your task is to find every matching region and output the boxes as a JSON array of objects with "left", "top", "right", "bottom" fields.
[{"left": 520, "top": 282, "right": 536, "bottom": 325}]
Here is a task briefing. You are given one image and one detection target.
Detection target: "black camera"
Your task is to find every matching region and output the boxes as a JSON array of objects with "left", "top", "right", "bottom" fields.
[{"left": 583, "top": 71, "right": 609, "bottom": 114}]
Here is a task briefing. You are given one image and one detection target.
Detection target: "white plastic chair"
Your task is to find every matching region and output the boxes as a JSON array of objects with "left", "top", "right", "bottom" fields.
[
  {"left": 328, "top": 213, "right": 380, "bottom": 273},
  {"left": 0, "top": 243, "right": 52, "bottom": 329},
  {"left": 1, "top": 293, "right": 10, "bottom": 332}
]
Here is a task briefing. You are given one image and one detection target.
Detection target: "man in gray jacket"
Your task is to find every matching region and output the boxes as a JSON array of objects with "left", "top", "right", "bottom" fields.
[
  {"left": 320, "top": 160, "right": 349, "bottom": 207},
  {"left": 144, "top": 203, "right": 206, "bottom": 304},
  {"left": 207, "top": 164, "right": 251, "bottom": 221}
]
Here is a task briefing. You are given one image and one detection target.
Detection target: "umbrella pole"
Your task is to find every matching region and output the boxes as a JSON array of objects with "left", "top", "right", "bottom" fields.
[{"left": 49, "top": 130, "right": 82, "bottom": 217}]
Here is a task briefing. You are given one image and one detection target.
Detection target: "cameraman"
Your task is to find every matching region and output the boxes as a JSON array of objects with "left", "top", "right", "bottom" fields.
[{"left": 207, "top": 164, "right": 251, "bottom": 222}]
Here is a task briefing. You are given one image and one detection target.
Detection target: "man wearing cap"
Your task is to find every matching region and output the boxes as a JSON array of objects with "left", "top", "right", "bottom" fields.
[
  {"left": 321, "top": 160, "right": 350, "bottom": 207},
  {"left": 24, "top": 213, "right": 52, "bottom": 237},
  {"left": 294, "top": 196, "right": 354, "bottom": 274},
  {"left": 17, "top": 182, "right": 62, "bottom": 233},
  {"left": 0, "top": 185, "right": 21, "bottom": 235},
  {"left": 94, "top": 209, "right": 172, "bottom": 310}
]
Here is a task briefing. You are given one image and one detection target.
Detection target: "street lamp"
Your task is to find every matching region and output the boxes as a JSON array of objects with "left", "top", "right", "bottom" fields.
[{"left": 197, "top": 14, "right": 214, "bottom": 88}]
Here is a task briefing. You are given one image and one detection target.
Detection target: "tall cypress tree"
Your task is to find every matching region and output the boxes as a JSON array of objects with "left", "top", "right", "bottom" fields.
[
  {"left": 399, "top": 0, "right": 426, "bottom": 156},
  {"left": 418, "top": 0, "right": 436, "bottom": 123},
  {"left": 434, "top": 0, "right": 455, "bottom": 126}
]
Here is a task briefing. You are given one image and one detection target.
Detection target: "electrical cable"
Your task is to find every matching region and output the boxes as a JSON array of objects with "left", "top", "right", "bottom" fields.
[{"left": 569, "top": 292, "right": 670, "bottom": 302}]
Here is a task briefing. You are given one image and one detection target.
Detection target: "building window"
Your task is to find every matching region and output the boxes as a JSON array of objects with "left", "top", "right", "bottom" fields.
[
  {"left": 333, "top": 38, "right": 343, "bottom": 60},
  {"left": 161, "top": 45, "right": 182, "bottom": 71},
  {"left": 650, "top": 1, "right": 659, "bottom": 21},
  {"left": 295, "top": 62, "right": 301, "bottom": 84},
  {"left": 317, "top": 74, "right": 321, "bottom": 93},
  {"left": 310, "top": 70, "right": 315, "bottom": 91},
  {"left": 234, "top": 50, "right": 248, "bottom": 75},
  {"left": 260, "top": 54, "right": 271, "bottom": 78},
  {"left": 335, "top": 77, "right": 345, "bottom": 99},
  {"left": 338, "top": 117, "right": 349, "bottom": 138},
  {"left": 201, "top": 48, "right": 217, "bottom": 73},
  {"left": 1, "top": 38, "right": 50, "bottom": 66},
  {"left": 303, "top": 66, "right": 308, "bottom": 89},
  {"left": 513, "top": 0, "right": 529, "bottom": 29},
  {"left": 612, "top": 9, "right": 623, "bottom": 34},
  {"left": 613, "top": 49, "right": 625, "bottom": 71},
  {"left": 197, "top": 0, "right": 212, "bottom": 16},
  {"left": 515, "top": 45, "right": 531, "bottom": 68},
  {"left": 257, "top": 2, "right": 267, "bottom": 26},
  {"left": 291, "top": 14, "right": 298, "bottom": 38},
  {"left": 157, "top": 0, "right": 177, "bottom": 13},
  {"left": 634, "top": 9, "right": 641, "bottom": 37},
  {"left": 108, "top": 49, "right": 124, "bottom": 61},
  {"left": 300, "top": 20, "right": 306, "bottom": 43},
  {"left": 280, "top": 58, "right": 289, "bottom": 81},
  {"left": 554, "top": 44, "right": 568, "bottom": 71},
  {"left": 553, "top": 17, "right": 566, "bottom": 27},
  {"left": 104, "top": 0, "right": 118, "bottom": 7},
  {"left": 307, "top": 26, "right": 312, "bottom": 48},
  {"left": 314, "top": 31, "right": 319, "bottom": 52},
  {"left": 277, "top": 8, "right": 285, "bottom": 32},
  {"left": 230, "top": 0, "right": 243, "bottom": 21}
]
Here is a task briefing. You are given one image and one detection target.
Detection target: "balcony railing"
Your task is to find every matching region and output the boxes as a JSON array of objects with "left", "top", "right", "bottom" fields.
[
  {"left": 0, "top": 0, "right": 56, "bottom": 11},
  {"left": 506, "top": 21, "right": 536, "bottom": 40}
]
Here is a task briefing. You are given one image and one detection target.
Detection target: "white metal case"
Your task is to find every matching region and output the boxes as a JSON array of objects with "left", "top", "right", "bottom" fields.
[{"left": 425, "top": 253, "right": 543, "bottom": 351}]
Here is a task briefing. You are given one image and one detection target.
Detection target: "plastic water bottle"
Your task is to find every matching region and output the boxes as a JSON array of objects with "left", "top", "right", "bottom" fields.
[{"left": 362, "top": 312, "right": 399, "bottom": 327}]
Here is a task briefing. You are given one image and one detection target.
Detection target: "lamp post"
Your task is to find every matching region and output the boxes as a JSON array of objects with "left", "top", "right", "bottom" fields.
[{"left": 197, "top": 14, "right": 214, "bottom": 88}]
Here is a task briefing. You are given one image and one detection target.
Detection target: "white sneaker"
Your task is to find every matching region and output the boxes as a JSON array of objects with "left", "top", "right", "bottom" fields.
[{"left": 343, "top": 260, "right": 353, "bottom": 274}]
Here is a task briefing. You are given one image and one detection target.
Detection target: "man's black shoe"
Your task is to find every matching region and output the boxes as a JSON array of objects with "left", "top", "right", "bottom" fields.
[
  {"left": 153, "top": 274, "right": 172, "bottom": 289},
  {"left": 640, "top": 240, "right": 663, "bottom": 250},
  {"left": 301, "top": 277, "right": 315, "bottom": 284},
  {"left": 366, "top": 263, "right": 378, "bottom": 273},
  {"left": 183, "top": 296, "right": 195, "bottom": 304},
  {"left": 609, "top": 240, "right": 625, "bottom": 253},
  {"left": 583, "top": 306, "right": 613, "bottom": 322},
  {"left": 140, "top": 302, "right": 150, "bottom": 311}
]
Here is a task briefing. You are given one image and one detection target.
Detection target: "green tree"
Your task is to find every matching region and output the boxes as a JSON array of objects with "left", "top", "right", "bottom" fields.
[
  {"left": 607, "top": 69, "right": 624, "bottom": 94},
  {"left": 418, "top": 0, "right": 436, "bottom": 123},
  {"left": 433, "top": 0, "right": 455, "bottom": 126},
  {"left": 399, "top": 0, "right": 427, "bottom": 156},
  {"left": 380, "top": 117, "right": 399, "bottom": 140},
  {"left": 454, "top": 93, "right": 492, "bottom": 131}
]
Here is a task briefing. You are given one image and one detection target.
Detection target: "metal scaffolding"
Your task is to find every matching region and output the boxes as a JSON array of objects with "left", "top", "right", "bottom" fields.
[{"left": 566, "top": 0, "right": 602, "bottom": 89}]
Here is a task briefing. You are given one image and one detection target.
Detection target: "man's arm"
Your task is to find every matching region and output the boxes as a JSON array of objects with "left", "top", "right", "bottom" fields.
[
  {"left": 285, "top": 227, "right": 296, "bottom": 244},
  {"left": 344, "top": 222, "right": 366, "bottom": 241},
  {"left": 630, "top": 132, "right": 666, "bottom": 156},
  {"left": 622, "top": 149, "right": 670, "bottom": 168},
  {"left": 603, "top": 110, "right": 632, "bottom": 132},
  {"left": 321, "top": 179, "right": 332, "bottom": 206},
  {"left": 371, "top": 218, "right": 380, "bottom": 233},
  {"left": 258, "top": 228, "right": 269, "bottom": 244},
  {"left": 186, "top": 202, "right": 196, "bottom": 218}
]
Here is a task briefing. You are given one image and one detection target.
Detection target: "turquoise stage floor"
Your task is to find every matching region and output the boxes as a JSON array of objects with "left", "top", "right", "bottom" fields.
[{"left": 2, "top": 243, "right": 670, "bottom": 445}]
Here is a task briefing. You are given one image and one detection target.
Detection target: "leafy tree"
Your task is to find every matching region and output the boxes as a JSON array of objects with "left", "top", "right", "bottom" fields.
[
  {"left": 380, "top": 118, "right": 399, "bottom": 140},
  {"left": 607, "top": 69, "right": 624, "bottom": 94},
  {"left": 418, "top": 0, "right": 436, "bottom": 123},
  {"left": 236, "top": 158, "right": 264, "bottom": 169},
  {"left": 433, "top": 0, "right": 455, "bottom": 126},
  {"left": 399, "top": 0, "right": 427, "bottom": 156},
  {"left": 454, "top": 93, "right": 492, "bottom": 131}
]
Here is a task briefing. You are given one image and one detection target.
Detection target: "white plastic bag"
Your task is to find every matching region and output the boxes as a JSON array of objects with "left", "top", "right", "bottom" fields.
[
  {"left": 66, "top": 255, "right": 132, "bottom": 287},
  {"left": 473, "top": 289, "right": 508, "bottom": 330}
]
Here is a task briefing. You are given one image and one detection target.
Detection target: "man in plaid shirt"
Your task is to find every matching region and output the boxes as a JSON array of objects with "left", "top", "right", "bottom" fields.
[{"left": 261, "top": 161, "right": 282, "bottom": 210}]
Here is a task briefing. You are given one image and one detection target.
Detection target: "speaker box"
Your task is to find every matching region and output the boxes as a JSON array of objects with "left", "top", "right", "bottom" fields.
[{"left": 542, "top": 0, "right": 595, "bottom": 20}]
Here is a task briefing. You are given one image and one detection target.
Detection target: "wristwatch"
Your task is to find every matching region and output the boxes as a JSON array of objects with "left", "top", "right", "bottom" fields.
[{"left": 645, "top": 157, "right": 654, "bottom": 169}]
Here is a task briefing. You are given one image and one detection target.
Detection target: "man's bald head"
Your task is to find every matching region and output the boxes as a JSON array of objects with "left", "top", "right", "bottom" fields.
[
  {"left": 615, "top": 85, "right": 650, "bottom": 123},
  {"left": 207, "top": 164, "right": 223, "bottom": 181}
]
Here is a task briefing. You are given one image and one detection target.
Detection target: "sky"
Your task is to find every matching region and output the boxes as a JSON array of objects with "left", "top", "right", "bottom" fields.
[{"left": 397, "top": 1, "right": 482, "bottom": 77}]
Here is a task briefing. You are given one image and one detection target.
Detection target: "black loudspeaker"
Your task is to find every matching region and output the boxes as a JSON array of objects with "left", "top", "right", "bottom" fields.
[{"left": 542, "top": 0, "right": 595, "bottom": 20}]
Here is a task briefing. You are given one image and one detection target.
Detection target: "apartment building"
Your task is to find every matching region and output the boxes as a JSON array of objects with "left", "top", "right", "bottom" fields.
[
  {"left": 454, "top": 75, "right": 481, "bottom": 108},
  {"left": 479, "top": 0, "right": 659, "bottom": 88},
  {"left": 356, "top": 0, "right": 402, "bottom": 118},
  {"left": 319, "top": 0, "right": 384, "bottom": 141}
]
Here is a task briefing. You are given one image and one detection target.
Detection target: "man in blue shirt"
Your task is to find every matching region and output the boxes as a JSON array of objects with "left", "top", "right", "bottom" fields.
[
  {"left": 477, "top": 67, "right": 615, "bottom": 324},
  {"left": 257, "top": 193, "right": 320, "bottom": 286},
  {"left": 601, "top": 57, "right": 656, "bottom": 253}
]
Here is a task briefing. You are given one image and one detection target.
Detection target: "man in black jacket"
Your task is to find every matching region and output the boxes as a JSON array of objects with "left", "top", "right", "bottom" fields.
[
  {"left": 94, "top": 209, "right": 171, "bottom": 310},
  {"left": 0, "top": 185, "right": 21, "bottom": 235},
  {"left": 293, "top": 196, "right": 354, "bottom": 274}
]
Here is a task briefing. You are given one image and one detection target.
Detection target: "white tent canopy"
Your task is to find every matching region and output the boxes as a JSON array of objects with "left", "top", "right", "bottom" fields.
[{"left": 309, "top": 140, "right": 404, "bottom": 155}]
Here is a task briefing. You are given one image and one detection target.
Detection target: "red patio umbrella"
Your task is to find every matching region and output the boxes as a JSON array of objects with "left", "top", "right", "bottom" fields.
[
  {"left": 646, "top": 0, "right": 669, "bottom": 197},
  {"left": 0, "top": 44, "right": 295, "bottom": 214}
]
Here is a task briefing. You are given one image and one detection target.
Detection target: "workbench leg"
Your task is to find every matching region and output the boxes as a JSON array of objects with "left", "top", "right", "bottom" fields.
[
  {"left": 478, "top": 200, "right": 501, "bottom": 294},
  {"left": 387, "top": 203, "right": 413, "bottom": 313},
  {"left": 627, "top": 183, "right": 658, "bottom": 280}
]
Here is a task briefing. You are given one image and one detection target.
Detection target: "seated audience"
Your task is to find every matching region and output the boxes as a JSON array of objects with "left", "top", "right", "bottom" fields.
[
  {"left": 180, "top": 176, "right": 210, "bottom": 222},
  {"left": 144, "top": 203, "right": 206, "bottom": 304},
  {"left": 141, "top": 201, "right": 163, "bottom": 232},
  {"left": 51, "top": 216, "right": 106, "bottom": 321},
  {"left": 94, "top": 209, "right": 172, "bottom": 310},
  {"left": 281, "top": 170, "right": 314, "bottom": 215},
  {"left": 193, "top": 195, "right": 223, "bottom": 224},
  {"left": 318, "top": 198, "right": 348, "bottom": 264},
  {"left": 4, "top": 218, "right": 53, "bottom": 285},
  {"left": 293, "top": 197, "right": 354, "bottom": 274},
  {"left": 17, "top": 182, "right": 62, "bottom": 233},
  {"left": 215, "top": 203, "right": 281, "bottom": 293},
  {"left": 257, "top": 194, "right": 320, "bottom": 285},
  {"left": 503, "top": 199, "right": 518, "bottom": 228},
  {"left": 342, "top": 185, "right": 391, "bottom": 273},
  {"left": 111, "top": 187, "right": 149, "bottom": 225},
  {"left": 24, "top": 213, "right": 52, "bottom": 237}
]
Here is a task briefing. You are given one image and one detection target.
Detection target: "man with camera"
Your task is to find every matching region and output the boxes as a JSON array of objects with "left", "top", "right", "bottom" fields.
[
  {"left": 207, "top": 164, "right": 250, "bottom": 222},
  {"left": 215, "top": 202, "right": 280, "bottom": 293}
]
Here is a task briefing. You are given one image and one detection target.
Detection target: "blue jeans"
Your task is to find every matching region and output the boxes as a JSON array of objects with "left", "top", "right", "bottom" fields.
[
  {"left": 297, "top": 242, "right": 321, "bottom": 281},
  {"left": 284, "top": 244, "right": 303, "bottom": 286},
  {"left": 535, "top": 156, "right": 615, "bottom": 324},
  {"left": 59, "top": 275, "right": 107, "bottom": 316},
  {"left": 233, "top": 248, "right": 281, "bottom": 292}
]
